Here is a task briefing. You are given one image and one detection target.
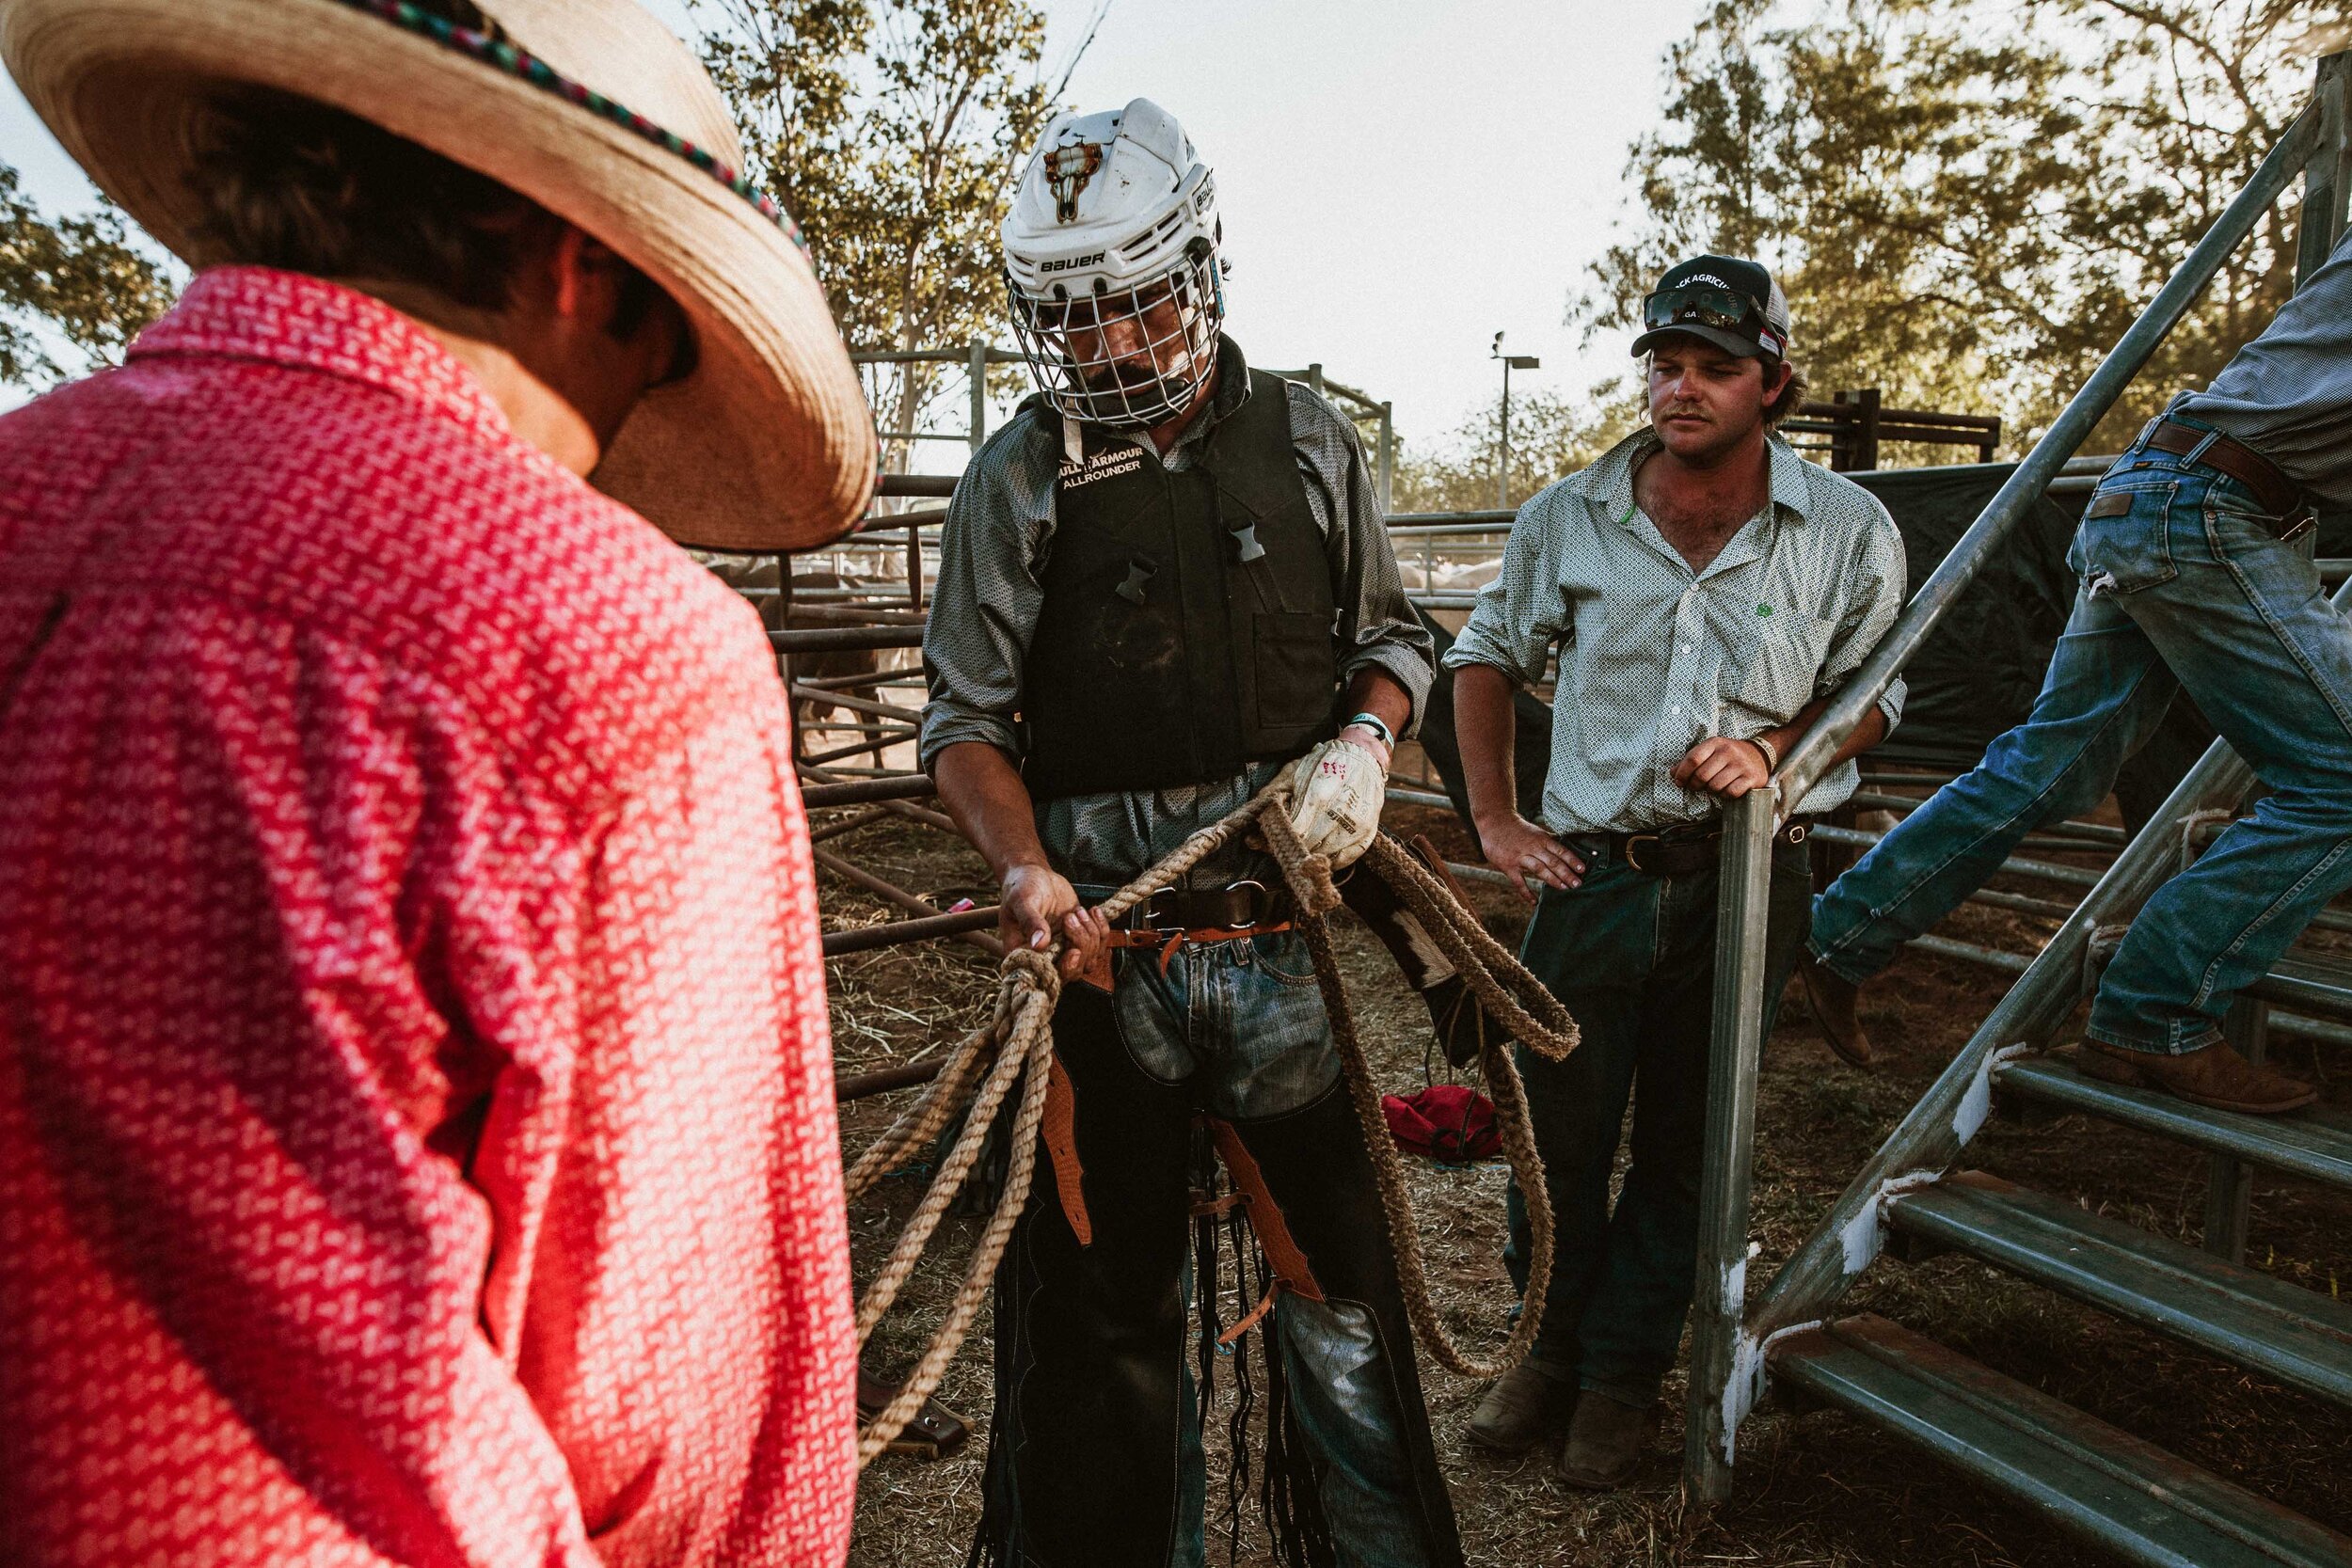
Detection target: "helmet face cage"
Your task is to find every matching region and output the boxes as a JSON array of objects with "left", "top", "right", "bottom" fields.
[{"left": 1008, "top": 239, "right": 1225, "bottom": 429}]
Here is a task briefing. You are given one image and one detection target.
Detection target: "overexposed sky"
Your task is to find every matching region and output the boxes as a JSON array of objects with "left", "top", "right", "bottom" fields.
[
  {"left": 1031, "top": 0, "right": 1706, "bottom": 452},
  {"left": 0, "top": 0, "right": 1703, "bottom": 451}
]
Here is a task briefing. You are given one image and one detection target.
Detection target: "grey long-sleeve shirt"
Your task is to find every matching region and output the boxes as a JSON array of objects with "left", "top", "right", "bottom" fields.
[{"left": 918, "top": 341, "right": 1432, "bottom": 886}]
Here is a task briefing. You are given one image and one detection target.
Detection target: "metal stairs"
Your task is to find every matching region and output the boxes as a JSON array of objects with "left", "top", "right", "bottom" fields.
[
  {"left": 1996, "top": 1056, "right": 2352, "bottom": 1195},
  {"left": 1677, "top": 48, "right": 2352, "bottom": 1562},
  {"left": 1754, "top": 1040, "right": 2352, "bottom": 1565},
  {"left": 1775, "top": 1314, "right": 2352, "bottom": 1568},
  {"left": 1881, "top": 1169, "right": 2352, "bottom": 1411}
]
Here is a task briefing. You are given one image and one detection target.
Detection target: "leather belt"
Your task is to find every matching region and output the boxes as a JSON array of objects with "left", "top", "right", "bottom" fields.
[
  {"left": 2140, "top": 418, "right": 2310, "bottom": 534},
  {"left": 1112, "top": 880, "right": 1292, "bottom": 933},
  {"left": 1565, "top": 816, "right": 1812, "bottom": 878},
  {"left": 1105, "top": 879, "right": 1295, "bottom": 973}
]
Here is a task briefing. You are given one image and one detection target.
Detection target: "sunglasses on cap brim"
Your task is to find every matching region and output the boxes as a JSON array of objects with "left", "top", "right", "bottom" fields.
[{"left": 1641, "top": 284, "right": 1787, "bottom": 357}]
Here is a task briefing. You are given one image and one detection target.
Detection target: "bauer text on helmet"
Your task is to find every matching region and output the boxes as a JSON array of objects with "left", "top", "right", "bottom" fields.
[{"left": 1004, "top": 98, "right": 1229, "bottom": 429}]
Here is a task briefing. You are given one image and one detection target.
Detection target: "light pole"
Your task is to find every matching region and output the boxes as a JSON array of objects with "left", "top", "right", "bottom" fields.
[{"left": 1492, "top": 332, "right": 1541, "bottom": 509}]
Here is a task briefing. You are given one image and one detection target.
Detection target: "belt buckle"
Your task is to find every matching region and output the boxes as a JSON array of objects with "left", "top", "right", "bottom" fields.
[
  {"left": 1137, "top": 886, "right": 1184, "bottom": 935},
  {"left": 1622, "top": 833, "right": 1661, "bottom": 874},
  {"left": 1218, "top": 879, "right": 1269, "bottom": 929}
]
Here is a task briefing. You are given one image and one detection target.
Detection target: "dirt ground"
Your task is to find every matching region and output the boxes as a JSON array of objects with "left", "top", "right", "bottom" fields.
[{"left": 818, "top": 799, "right": 2352, "bottom": 1568}]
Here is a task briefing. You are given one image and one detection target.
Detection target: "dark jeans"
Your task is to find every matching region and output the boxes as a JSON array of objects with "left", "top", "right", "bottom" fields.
[{"left": 1502, "top": 839, "right": 1813, "bottom": 1405}]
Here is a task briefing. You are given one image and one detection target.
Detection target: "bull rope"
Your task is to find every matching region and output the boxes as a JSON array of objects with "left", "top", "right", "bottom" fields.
[{"left": 847, "top": 776, "right": 1580, "bottom": 1464}]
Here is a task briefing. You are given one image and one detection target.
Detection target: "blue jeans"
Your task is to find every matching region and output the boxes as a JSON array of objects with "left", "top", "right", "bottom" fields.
[
  {"left": 1811, "top": 419, "right": 2352, "bottom": 1053},
  {"left": 1503, "top": 842, "right": 1814, "bottom": 1404}
]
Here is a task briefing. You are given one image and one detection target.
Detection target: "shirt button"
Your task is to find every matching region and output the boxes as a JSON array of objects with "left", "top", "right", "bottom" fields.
[{"left": 1670, "top": 705, "right": 1682, "bottom": 715}]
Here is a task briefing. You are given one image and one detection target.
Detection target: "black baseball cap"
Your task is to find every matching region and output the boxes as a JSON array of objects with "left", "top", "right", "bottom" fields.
[{"left": 1631, "top": 254, "right": 1791, "bottom": 360}]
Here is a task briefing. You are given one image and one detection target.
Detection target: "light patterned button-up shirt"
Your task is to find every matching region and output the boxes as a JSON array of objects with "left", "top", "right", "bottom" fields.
[{"left": 1444, "top": 428, "right": 1906, "bottom": 835}]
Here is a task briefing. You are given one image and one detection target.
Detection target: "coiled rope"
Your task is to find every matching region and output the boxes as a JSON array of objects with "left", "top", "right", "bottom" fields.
[{"left": 847, "top": 776, "right": 1579, "bottom": 1464}]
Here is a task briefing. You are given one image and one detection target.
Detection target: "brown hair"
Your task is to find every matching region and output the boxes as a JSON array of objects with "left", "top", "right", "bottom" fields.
[
  {"left": 1763, "top": 358, "right": 1809, "bottom": 429},
  {"left": 190, "top": 85, "right": 561, "bottom": 310},
  {"left": 187, "top": 0, "right": 662, "bottom": 335}
]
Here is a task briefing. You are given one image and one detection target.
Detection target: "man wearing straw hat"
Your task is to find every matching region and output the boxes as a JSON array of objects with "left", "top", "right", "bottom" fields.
[
  {"left": 923, "top": 101, "right": 1460, "bottom": 1568},
  {"left": 0, "top": 2, "right": 871, "bottom": 1563}
]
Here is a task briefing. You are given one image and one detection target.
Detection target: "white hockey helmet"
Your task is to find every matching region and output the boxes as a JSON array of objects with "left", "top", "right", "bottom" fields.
[{"left": 1002, "top": 98, "right": 1226, "bottom": 428}]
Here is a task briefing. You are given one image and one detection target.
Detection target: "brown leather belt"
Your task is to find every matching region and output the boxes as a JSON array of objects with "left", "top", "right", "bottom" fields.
[
  {"left": 1564, "top": 816, "right": 1812, "bottom": 878},
  {"left": 2140, "top": 418, "right": 2309, "bottom": 531},
  {"left": 1112, "top": 880, "right": 1292, "bottom": 933},
  {"left": 1105, "top": 880, "right": 1295, "bottom": 973}
]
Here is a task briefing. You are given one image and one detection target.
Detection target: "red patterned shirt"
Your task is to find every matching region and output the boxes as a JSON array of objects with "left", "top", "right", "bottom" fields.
[{"left": 0, "top": 268, "right": 854, "bottom": 1567}]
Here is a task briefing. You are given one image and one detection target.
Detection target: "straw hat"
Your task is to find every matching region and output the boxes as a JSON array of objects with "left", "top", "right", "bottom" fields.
[{"left": 0, "top": 0, "right": 877, "bottom": 552}]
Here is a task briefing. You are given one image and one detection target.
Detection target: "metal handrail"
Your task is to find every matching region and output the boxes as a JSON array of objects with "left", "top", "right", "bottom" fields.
[
  {"left": 1684, "top": 55, "right": 2347, "bottom": 1507},
  {"left": 1772, "top": 98, "right": 2323, "bottom": 805}
]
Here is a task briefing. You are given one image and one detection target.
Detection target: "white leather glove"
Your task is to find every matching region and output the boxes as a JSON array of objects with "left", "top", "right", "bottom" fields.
[{"left": 1280, "top": 737, "right": 1388, "bottom": 868}]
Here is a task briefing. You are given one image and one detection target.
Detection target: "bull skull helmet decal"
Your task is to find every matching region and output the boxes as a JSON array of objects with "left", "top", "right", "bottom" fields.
[{"left": 1044, "top": 140, "right": 1103, "bottom": 224}]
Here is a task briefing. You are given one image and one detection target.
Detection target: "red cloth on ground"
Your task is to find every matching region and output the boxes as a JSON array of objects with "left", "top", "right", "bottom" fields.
[
  {"left": 0, "top": 268, "right": 854, "bottom": 1568},
  {"left": 1381, "top": 1084, "right": 1501, "bottom": 1164}
]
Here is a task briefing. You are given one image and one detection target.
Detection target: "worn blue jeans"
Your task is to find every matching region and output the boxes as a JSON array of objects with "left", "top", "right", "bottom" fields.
[
  {"left": 1111, "top": 927, "right": 1431, "bottom": 1568},
  {"left": 1811, "top": 418, "right": 2352, "bottom": 1053}
]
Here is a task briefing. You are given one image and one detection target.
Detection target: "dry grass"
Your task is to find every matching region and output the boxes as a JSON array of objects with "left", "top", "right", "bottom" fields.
[{"left": 818, "top": 803, "right": 2352, "bottom": 1567}]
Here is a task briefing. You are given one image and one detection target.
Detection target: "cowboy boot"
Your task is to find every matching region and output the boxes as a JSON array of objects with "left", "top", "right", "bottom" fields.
[
  {"left": 2079, "top": 1039, "right": 2316, "bottom": 1115},
  {"left": 1556, "top": 1390, "right": 1654, "bottom": 1491},
  {"left": 1795, "top": 950, "right": 1873, "bottom": 1068},
  {"left": 1464, "top": 1359, "right": 1577, "bottom": 1454}
]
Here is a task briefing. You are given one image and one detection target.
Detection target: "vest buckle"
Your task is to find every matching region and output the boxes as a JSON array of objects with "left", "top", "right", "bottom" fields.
[{"left": 1115, "top": 557, "right": 1156, "bottom": 605}]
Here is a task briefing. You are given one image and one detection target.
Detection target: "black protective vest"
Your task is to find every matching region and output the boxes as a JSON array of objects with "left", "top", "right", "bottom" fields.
[{"left": 1021, "top": 353, "right": 1341, "bottom": 800}]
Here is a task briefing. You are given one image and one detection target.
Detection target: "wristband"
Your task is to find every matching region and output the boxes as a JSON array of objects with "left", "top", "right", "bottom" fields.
[
  {"left": 1344, "top": 710, "right": 1396, "bottom": 750},
  {"left": 1748, "top": 734, "right": 1780, "bottom": 773}
]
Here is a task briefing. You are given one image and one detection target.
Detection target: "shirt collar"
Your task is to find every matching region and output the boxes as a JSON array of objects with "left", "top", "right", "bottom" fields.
[
  {"left": 129, "top": 266, "right": 512, "bottom": 448},
  {"left": 1582, "top": 425, "right": 1816, "bottom": 530}
]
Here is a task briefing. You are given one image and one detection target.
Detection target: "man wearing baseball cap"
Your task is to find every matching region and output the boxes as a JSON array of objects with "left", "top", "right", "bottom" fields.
[
  {"left": 0, "top": 1, "right": 871, "bottom": 1561},
  {"left": 1441, "top": 255, "right": 1905, "bottom": 1485}
]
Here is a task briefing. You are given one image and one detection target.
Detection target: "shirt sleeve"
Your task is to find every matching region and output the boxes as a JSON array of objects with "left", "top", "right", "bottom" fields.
[
  {"left": 1289, "top": 387, "right": 1436, "bottom": 735},
  {"left": 1817, "top": 499, "right": 1909, "bottom": 733},
  {"left": 1441, "top": 493, "right": 1568, "bottom": 688},
  {"left": 919, "top": 423, "right": 1054, "bottom": 772}
]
